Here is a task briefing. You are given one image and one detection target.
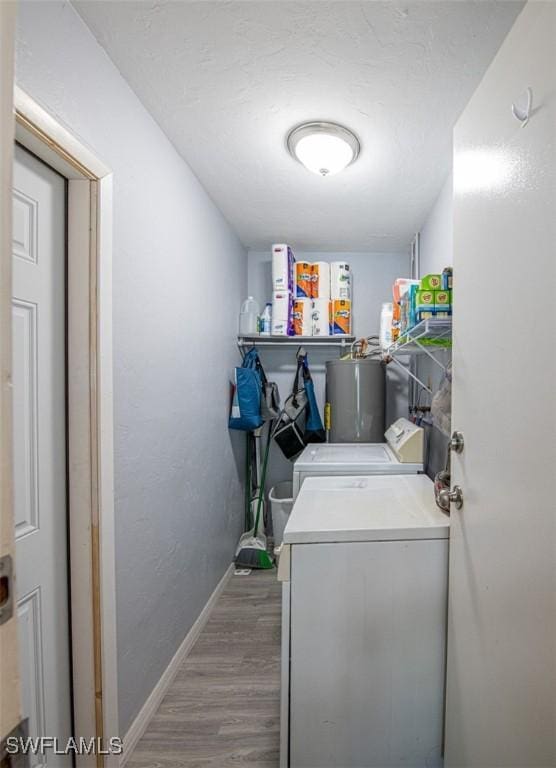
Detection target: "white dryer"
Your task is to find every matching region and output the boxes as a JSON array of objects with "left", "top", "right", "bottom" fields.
[
  {"left": 278, "top": 474, "right": 449, "bottom": 768},
  {"left": 292, "top": 417, "right": 424, "bottom": 499}
]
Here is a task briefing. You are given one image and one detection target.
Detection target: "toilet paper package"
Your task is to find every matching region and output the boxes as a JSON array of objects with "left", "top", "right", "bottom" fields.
[
  {"left": 331, "top": 299, "right": 352, "bottom": 335},
  {"left": 272, "top": 244, "right": 295, "bottom": 292},
  {"left": 295, "top": 262, "right": 313, "bottom": 299},
  {"left": 271, "top": 290, "right": 293, "bottom": 336},
  {"left": 293, "top": 298, "right": 312, "bottom": 336},
  {"left": 330, "top": 262, "right": 351, "bottom": 300},
  {"left": 415, "top": 289, "right": 435, "bottom": 322},
  {"left": 311, "top": 262, "right": 331, "bottom": 300},
  {"left": 311, "top": 299, "right": 331, "bottom": 336}
]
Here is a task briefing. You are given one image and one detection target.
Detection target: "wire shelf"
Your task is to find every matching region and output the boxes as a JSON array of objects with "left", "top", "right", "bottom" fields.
[
  {"left": 387, "top": 318, "right": 452, "bottom": 354},
  {"left": 238, "top": 334, "right": 355, "bottom": 349},
  {"left": 385, "top": 318, "right": 452, "bottom": 394}
]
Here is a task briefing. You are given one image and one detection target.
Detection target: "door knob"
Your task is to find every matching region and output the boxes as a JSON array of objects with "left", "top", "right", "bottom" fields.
[{"left": 438, "top": 485, "right": 464, "bottom": 510}]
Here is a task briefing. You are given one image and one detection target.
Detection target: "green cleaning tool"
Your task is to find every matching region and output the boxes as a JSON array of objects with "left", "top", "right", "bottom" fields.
[{"left": 235, "top": 425, "right": 274, "bottom": 569}]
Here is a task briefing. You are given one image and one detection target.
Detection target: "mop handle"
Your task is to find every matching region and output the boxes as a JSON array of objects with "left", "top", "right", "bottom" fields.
[{"left": 253, "top": 423, "right": 273, "bottom": 535}]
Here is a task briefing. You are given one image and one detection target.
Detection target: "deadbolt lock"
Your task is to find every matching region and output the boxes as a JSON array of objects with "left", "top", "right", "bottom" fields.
[{"left": 450, "top": 431, "right": 464, "bottom": 454}]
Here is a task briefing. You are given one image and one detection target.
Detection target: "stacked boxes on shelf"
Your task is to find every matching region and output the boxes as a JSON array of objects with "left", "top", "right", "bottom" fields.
[
  {"left": 271, "top": 244, "right": 295, "bottom": 335},
  {"left": 271, "top": 244, "right": 353, "bottom": 336},
  {"left": 392, "top": 268, "right": 453, "bottom": 341},
  {"left": 416, "top": 272, "right": 451, "bottom": 321},
  {"left": 392, "top": 278, "right": 419, "bottom": 342}
]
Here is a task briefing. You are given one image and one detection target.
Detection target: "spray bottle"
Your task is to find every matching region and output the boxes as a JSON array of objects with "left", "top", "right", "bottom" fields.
[{"left": 260, "top": 303, "right": 272, "bottom": 336}]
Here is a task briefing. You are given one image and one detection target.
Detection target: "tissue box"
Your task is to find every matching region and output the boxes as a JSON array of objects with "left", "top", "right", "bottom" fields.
[
  {"left": 272, "top": 244, "right": 295, "bottom": 292},
  {"left": 434, "top": 290, "right": 452, "bottom": 317},
  {"left": 271, "top": 290, "right": 293, "bottom": 335},
  {"left": 400, "top": 284, "right": 418, "bottom": 334},
  {"left": 416, "top": 289, "right": 435, "bottom": 321},
  {"left": 420, "top": 274, "right": 442, "bottom": 291}
]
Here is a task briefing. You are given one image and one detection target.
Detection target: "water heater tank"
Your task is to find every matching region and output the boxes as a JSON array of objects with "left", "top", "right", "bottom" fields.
[{"left": 325, "top": 359, "right": 385, "bottom": 443}]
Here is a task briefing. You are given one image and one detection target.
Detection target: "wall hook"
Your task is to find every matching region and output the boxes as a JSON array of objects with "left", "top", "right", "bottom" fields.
[{"left": 512, "top": 87, "right": 532, "bottom": 126}]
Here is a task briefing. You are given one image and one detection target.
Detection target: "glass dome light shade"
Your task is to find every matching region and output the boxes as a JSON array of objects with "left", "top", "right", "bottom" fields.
[{"left": 287, "top": 122, "right": 360, "bottom": 177}]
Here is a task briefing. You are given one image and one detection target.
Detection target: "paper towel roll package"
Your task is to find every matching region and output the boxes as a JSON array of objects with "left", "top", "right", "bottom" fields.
[
  {"left": 311, "top": 298, "right": 331, "bottom": 336},
  {"left": 331, "top": 298, "right": 352, "bottom": 335},
  {"left": 272, "top": 243, "right": 295, "bottom": 292},
  {"left": 311, "top": 262, "right": 331, "bottom": 300},
  {"left": 293, "top": 298, "right": 312, "bottom": 336},
  {"left": 295, "top": 262, "right": 312, "bottom": 299},
  {"left": 272, "top": 290, "right": 293, "bottom": 336},
  {"left": 330, "top": 261, "right": 351, "bottom": 300}
]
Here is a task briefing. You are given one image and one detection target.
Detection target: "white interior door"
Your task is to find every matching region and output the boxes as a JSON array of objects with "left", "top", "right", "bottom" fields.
[
  {"left": 445, "top": 3, "right": 556, "bottom": 766},
  {"left": 13, "top": 144, "right": 72, "bottom": 766}
]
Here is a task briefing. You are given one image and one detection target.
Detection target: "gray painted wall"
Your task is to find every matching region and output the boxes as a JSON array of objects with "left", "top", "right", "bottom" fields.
[
  {"left": 420, "top": 171, "right": 453, "bottom": 274},
  {"left": 16, "top": 1, "right": 247, "bottom": 733},
  {"left": 247, "top": 249, "right": 410, "bottom": 490},
  {"left": 418, "top": 171, "right": 453, "bottom": 478}
]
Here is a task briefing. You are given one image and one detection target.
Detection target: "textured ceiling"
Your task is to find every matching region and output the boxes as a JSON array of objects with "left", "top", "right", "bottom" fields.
[{"left": 74, "top": 0, "right": 523, "bottom": 252}]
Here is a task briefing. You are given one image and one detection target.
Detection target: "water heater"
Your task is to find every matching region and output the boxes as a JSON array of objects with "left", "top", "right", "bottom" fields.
[{"left": 325, "top": 359, "right": 385, "bottom": 443}]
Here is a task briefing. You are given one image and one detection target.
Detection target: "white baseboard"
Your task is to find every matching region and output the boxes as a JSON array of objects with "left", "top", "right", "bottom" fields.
[{"left": 120, "top": 563, "right": 235, "bottom": 766}]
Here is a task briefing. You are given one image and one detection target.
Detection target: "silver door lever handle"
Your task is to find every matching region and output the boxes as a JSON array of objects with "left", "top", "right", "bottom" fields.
[{"left": 438, "top": 485, "right": 464, "bottom": 510}]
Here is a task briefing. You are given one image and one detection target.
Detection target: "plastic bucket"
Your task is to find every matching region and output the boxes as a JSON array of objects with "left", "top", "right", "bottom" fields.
[{"left": 269, "top": 481, "right": 293, "bottom": 546}]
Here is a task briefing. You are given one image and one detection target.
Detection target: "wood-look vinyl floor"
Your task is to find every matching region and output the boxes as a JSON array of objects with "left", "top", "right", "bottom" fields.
[{"left": 126, "top": 569, "right": 282, "bottom": 768}]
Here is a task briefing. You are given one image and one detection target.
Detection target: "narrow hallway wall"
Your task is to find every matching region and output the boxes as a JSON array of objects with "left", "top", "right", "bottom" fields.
[{"left": 16, "top": 0, "right": 247, "bottom": 734}]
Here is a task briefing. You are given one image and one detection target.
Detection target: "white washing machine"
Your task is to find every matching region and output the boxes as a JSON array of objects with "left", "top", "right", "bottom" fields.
[
  {"left": 278, "top": 474, "right": 449, "bottom": 768},
  {"left": 292, "top": 417, "right": 424, "bottom": 499}
]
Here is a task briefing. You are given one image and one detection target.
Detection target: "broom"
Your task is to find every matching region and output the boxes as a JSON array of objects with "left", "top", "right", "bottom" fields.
[{"left": 235, "top": 424, "right": 274, "bottom": 569}]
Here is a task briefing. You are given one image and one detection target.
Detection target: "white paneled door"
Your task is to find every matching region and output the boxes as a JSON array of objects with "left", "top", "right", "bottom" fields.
[
  {"left": 446, "top": 3, "right": 556, "bottom": 766},
  {"left": 13, "top": 144, "right": 72, "bottom": 766}
]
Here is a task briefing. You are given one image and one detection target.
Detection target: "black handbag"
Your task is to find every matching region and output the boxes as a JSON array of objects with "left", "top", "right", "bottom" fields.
[
  {"left": 257, "top": 359, "right": 281, "bottom": 422},
  {"left": 273, "top": 354, "right": 308, "bottom": 460}
]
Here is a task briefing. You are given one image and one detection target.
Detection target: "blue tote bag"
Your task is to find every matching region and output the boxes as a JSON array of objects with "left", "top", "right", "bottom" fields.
[
  {"left": 229, "top": 348, "right": 264, "bottom": 431},
  {"left": 302, "top": 356, "right": 326, "bottom": 443}
]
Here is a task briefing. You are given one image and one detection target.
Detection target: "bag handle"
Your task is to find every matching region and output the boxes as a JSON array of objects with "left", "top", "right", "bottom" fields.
[
  {"left": 255, "top": 357, "right": 269, "bottom": 387},
  {"left": 295, "top": 346, "right": 315, "bottom": 388},
  {"left": 291, "top": 348, "right": 308, "bottom": 409},
  {"left": 292, "top": 355, "right": 305, "bottom": 394},
  {"left": 242, "top": 347, "right": 259, "bottom": 370},
  {"left": 242, "top": 347, "right": 271, "bottom": 387}
]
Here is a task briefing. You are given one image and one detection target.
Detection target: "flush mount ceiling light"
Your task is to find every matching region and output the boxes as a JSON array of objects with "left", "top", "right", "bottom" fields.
[{"left": 287, "top": 121, "right": 360, "bottom": 177}]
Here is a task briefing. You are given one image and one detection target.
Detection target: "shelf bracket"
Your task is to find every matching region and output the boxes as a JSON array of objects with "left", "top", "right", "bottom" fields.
[
  {"left": 387, "top": 354, "right": 433, "bottom": 394},
  {"left": 408, "top": 336, "right": 449, "bottom": 373}
]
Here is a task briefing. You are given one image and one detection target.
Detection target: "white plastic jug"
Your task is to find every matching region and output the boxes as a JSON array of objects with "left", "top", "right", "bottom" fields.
[{"left": 239, "top": 296, "right": 260, "bottom": 335}]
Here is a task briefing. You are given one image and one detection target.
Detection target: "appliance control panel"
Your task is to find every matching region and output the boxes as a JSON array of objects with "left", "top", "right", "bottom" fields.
[{"left": 385, "top": 418, "right": 424, "bottom": 463}]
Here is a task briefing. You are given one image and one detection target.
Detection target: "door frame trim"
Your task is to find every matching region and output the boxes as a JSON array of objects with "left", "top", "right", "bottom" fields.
[
  {"left": 0, "top": 1, "right": 20, "bottom": 745},
  {"left": 13, "top": 86, "right": 119, "bottom": 768}
]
